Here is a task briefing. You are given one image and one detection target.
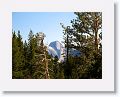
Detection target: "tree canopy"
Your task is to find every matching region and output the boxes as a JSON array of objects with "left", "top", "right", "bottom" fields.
[{"left": 12, "top": 12, "right": 102, "bottom": 79}]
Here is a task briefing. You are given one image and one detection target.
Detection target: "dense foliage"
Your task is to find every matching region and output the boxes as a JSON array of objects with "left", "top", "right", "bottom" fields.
[
  {"left": 61, "top": 12, "right": 102, "bottom": 79},
  {"left": 12, "top": 12, "right": 102, "bottom": 79},
  {"left": 12, "top": 30, "right": 64, "bottom": 79}
]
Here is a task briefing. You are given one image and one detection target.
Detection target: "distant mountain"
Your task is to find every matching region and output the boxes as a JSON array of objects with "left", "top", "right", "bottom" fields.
[
  {"left": 48, "top": 41, "right": 65, "bottom": 62},
  {"left": 69, "top": 48, "right": 80, "bottom": 57},
  {"left": 47, "top": 41, "right": 80, "bottom": 62},
  {"left": 47, "top": 46, "right": 58, "bottom": 57}
]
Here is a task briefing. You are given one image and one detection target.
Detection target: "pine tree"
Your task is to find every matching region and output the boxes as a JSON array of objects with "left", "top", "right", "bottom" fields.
[
  {"left": 60, "top": 24, "right": 73, "bottom": 79},
  {"left": 61, "top": 12, "right": 102, "bottom": 79},
  {"left": 71, "top": 12, "right": 102, "bottom": 78},
  {"left": 12, "top": 31, "right": 25, "bottom": 79},
  {"left": 33, "top": 32, "right": 54, "bottom": 79},
  {"left": 27, "top": 30, "right": 37, "bottom": 78},
  {"left": 12, "top": 31, "right": 18, "bottom": 78},
  {"left": 12, "top": 30, "right": 57, "bottom": 79},
  {"left": 23, "top": 40, "right": 31, "bottom": 78},
  {"left": 58, "top": 62, "right": 65, "bottom": 79},
  {"left": 52, "top": 56, "right": 59, "bottom": 78},
  {"left": 71, "top": 12, "right": 102, "bottom": 52}
]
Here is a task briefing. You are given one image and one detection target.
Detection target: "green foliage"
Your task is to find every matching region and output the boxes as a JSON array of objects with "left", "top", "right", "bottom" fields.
[
  {"left": 12, "top": 12, "right": 102, "bottom": 79},
  {"left": 12, "top": 30, "right": 61, "bottom": 79},
  {"left": 61, "top": 12, "right": 102, "bottom": 79},
  {"left": 12, "top": 31, "right": 25, "bottom": 79}
]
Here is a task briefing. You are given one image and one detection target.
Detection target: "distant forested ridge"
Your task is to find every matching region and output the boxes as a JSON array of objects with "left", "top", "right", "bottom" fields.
[{"left": 12, "top": 12, "right": 102, "bottom": 79}]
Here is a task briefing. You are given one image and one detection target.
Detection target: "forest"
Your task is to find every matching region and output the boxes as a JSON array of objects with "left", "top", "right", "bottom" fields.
[{"left": 12, "top": 12, "right": 102, "bottom": 79}]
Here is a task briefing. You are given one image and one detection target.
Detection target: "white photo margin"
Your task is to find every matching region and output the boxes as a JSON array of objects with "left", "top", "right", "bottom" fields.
[{"left": 0, "top": 0, "right": 114, "bottom": 91}]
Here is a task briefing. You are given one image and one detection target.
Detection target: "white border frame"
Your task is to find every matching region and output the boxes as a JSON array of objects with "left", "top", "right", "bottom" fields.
[{"left": 0, "top": 0, "right": 114, "bottom": 91}]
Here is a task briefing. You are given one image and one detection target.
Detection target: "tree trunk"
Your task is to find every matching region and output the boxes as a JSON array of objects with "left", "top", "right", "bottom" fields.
[{"left": 94, "top": 14, "right": 99, "bottom": 52}]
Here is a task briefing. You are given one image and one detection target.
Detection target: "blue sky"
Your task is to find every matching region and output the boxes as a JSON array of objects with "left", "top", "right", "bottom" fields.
[{"left": 12, "top": 12, "right": 76, "bottom": 45}]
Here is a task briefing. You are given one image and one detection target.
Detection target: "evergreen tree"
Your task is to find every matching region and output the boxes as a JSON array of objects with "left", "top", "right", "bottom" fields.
[
  {"left": 59, "top": 62, "right": 65, "bottom": 79},
  {"left": 71, "top": 12, "right": 102, "bottom": 78},
  {"left": 26, "top": 30, "right": 37, "bottom": 78},
  {"left": 71, "top": 12, "right": 102, "bottom": 52},
  {"left": 61, "top": 12, "right": 102, "bottom": 79},
  {"left": 52, "top": 56, "right": 59, "bottom": 78},
  {"left": 12, "top": 31, "right": 25, "bottom": 79},
  {"left": 33, "top": 32, "right": 54, "bottom": 79},
  {"left": 23, "top": 40, "right": 31, "bottom": 78},
  {"left": 60, "top": 24, "right": 73, "bottom": 79},
  {"left": 12, "top": 31, "right": 18, "bottom": 78}
]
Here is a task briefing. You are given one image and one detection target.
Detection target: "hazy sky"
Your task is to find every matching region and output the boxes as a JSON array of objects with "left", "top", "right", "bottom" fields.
[{"left": 12, "top": 12, "right": 76, "bottom": 44}]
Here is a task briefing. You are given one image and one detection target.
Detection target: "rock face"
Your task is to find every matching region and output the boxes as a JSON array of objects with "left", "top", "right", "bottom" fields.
[
  {"left": 48, "top": 41, "right": 65, "bottom": 62},
  {"left": 47, "top": 41, "right": 80, "bottom": 62},
  {"left": 47, "top": 46, "right": 58, "bottom": 57}
]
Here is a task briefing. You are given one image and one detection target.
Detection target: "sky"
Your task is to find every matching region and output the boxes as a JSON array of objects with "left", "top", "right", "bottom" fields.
[{"left": 12, "top": 12, "right": 76, "bottom": 45}]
